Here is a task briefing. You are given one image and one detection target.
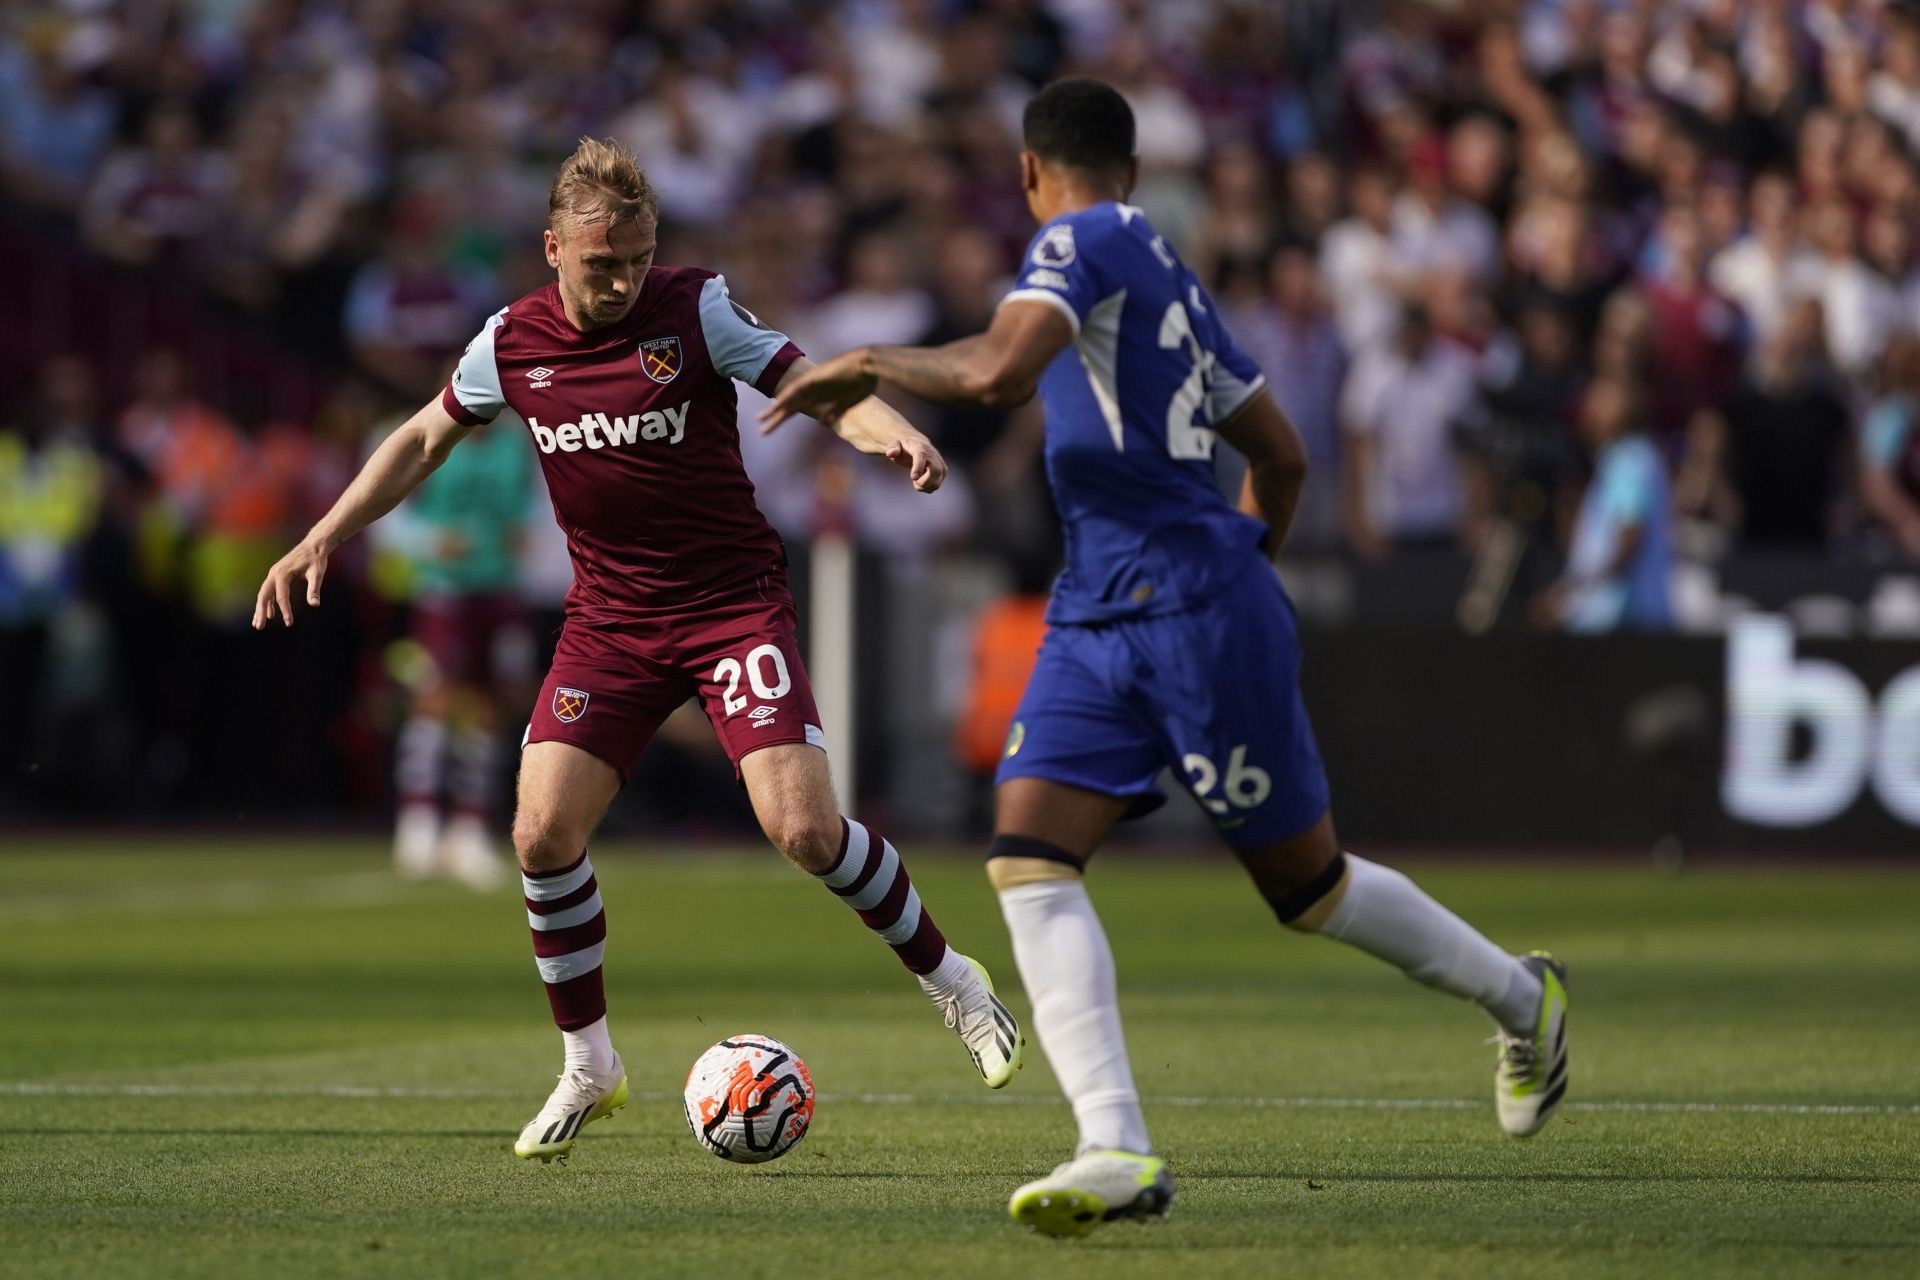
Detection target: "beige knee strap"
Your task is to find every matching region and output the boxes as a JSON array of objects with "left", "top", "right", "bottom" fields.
[
  {"left": 1280, "top": 859, "right": 1352, "bottom": 932},
  {"left": 986, "top": 855, "right": 1082, "bottom": 892}
]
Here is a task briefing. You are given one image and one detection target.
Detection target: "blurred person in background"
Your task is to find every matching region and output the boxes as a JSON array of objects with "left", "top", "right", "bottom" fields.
[
  {"left": 373, "top": 399, "right": 534, "bottom": 890},
  {"left": 1640, "top": 203, "right": 1744, "bottom": 440},
  {"left": 1230, "top": 243, "right": 1346, "bottom": 551},
  {"left": 1341, "top": 301, "right": 1478, "bottom": 559},
  {"left": 1394, "top": 132, "right": 1501, "bottom": 294},
  {"left": 1321, "top": 162, "right": 1404, "bottom": 357},
  {"left": 0, "top": 14, "right": 115, "bottom": 215},
  {"left": 1460, "top": 297, "right": 1586, "bottom": 608},
  {"left": 1716, "top": 298, "right": 1851, "bottom": 552},
  {"left": 1709, "top": 170, "right": 1815, "bottom": 357},
  {"left": 79, "top": 100, "right": 230, "bottom": 269},
  {"left": 1860, "top": 330, "right": 1920, "bottom": 561},
  {"left": 1535, "top": 374, "right": 1672, "bottom": 633},
  {"left": 0, "top": 356, "right": 106, "bottom": 801},
  {"left": 343, "top": 195, "right": 495, "bottom": 399},
  {"left": 1789, "top": 195, "right": 1900, "bottom": 382}
]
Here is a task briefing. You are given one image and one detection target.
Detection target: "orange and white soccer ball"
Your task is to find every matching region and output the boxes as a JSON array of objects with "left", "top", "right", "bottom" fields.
[{"left": 683, "top": 1034, "right": 815, "bottom": 1163}]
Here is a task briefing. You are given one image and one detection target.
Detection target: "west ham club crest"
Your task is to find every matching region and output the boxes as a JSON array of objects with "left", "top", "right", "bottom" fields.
[
  {"left": 552, "top": 687, "right": 590, "bottom": 723},
  {"left": 639, "top": 336, "right": 682, "bottom": 384}
]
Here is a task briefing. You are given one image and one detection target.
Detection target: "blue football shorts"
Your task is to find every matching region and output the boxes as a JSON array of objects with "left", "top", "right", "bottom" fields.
[{"left": 995, "top": 559, "right": 1331, "bottom": 848}]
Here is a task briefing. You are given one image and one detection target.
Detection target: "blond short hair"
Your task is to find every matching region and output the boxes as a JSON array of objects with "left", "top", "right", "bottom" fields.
[{"left": 549, "top": 137, "right": 659, "bottom": 236}]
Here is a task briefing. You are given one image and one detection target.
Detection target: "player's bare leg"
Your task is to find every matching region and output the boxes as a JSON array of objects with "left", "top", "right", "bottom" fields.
[
  {"left": 991, "top": 778, "right": 1174, "bottom": 1236},
  {"left": 511, "top": 741, "right": 629, "bottom": 1161},
  {"left": 1233, "top": 814, "right": 1568, "bottom": 1137},
  {"left": 741, "top": 742, "right": 1022, "bottom": 1087}
]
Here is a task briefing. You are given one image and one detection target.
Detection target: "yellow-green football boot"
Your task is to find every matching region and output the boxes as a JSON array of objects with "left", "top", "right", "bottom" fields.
[
  {"left": 1009, "top": 1150, "right": 1174, "bottom": 1238},
  {"left": 920, "top": 955, "right": 1025, "bottom": 1088},
  {"left": 514, "top": 1055, "right": 629, "bottom": 1162},
  {"left": 1495, "top": 952, "right": 1569, "bottom": 1137}
]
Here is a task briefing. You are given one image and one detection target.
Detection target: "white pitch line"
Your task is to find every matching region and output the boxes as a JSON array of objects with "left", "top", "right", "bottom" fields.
[
  {"left": 0, "top": 872, "right": 413, "bottom": 920},
  {"left": 1, "top": 1081, "right": 1914, "bottom": 1117}
]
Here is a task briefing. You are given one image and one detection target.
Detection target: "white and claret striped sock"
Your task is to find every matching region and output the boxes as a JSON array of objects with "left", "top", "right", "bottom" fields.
[
  {"left": 999, "top": 878, "right": 1151, "bottom": 1156},
  {"left": 813, "top": 820, "right": 951, "bottom": 975},
  {"left": 523, "top": 852, "right": 609, "bottom": 1040},
  {"left": 1277, "top": 852, "right": 1542, "bottom": 1034},
  {"left": 395, "top": 715, "right": 447, "bottom": 807},
  {"left": 448, "top": 725, "right": 497, "bottom": 820}
]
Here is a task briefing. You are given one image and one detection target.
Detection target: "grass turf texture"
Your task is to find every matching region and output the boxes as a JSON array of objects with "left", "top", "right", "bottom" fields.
[{"left": 2, "top": 842, "right": 1917, "bottom": 1279}]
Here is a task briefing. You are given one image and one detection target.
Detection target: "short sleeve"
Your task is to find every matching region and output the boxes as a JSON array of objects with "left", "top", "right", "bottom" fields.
[
  {"left": 698, "top": 275, "right": 803, "bottom": 394},
  {"left": 1863, "top": 398, "right": 1913, "bottom": 470},
  {"left": 1596, "top": 442, "right": 1655, "bottom": 525},
  {"left": 998, "top": 219, "right": 1103, "bottom": 335},
  {"left": 442, "top": 309, "right": 508, "bottom": 425},
  {"left": 1188, "top": 282, "right": 1268, "bottom": 424}
]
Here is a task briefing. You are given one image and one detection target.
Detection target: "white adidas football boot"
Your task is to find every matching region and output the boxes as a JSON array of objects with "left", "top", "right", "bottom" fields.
[
  {"left": 919, "top": 955, "right": 1024, "bottom": 1088},
  {"left": 514, "top": 1054, "right": 629, "bottom": 1162},
  {"left": 1009, "top": 1150, "right": 1175, "bottom": 1238},
  {"left": 1495, "top": 951, "right": 1569, "bottom": 1137}
]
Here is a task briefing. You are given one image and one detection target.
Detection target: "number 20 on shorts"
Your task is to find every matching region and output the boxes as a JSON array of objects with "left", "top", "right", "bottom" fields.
[
  {"left": 714, "top": 644, "right": 792, "bottom": 716},
  {"left": 1183, "top": 745, "right": 1271, "bottom": 815}
]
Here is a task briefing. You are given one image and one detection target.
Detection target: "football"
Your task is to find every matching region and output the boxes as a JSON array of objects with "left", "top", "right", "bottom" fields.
[{"left": 683, "top": 1034, "right": 816, "bottom": 1164}]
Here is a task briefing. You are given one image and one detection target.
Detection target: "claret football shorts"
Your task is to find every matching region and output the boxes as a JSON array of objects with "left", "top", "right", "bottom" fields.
[{"left": 525, "top": 580, "right": 824, "bottom": 780}]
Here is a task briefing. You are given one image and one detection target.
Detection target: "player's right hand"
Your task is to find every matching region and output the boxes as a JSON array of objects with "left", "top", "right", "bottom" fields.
[{"left": 253, "top": 540, "right": 331, "bottom": 630}]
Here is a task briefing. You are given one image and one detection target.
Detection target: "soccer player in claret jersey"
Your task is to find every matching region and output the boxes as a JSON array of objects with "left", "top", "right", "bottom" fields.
[
  {"left": 766, "top": 79, "right": 1569, "bottom": 1237},
  {"left": 255, "top": 138, "right": 1022, "bottom": 1163}
]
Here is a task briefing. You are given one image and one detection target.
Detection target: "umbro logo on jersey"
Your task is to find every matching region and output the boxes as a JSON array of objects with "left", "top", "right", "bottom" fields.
[
  {"left": 638, "top": 336, "right": 682, "bottom": 384},
  {"left": 526, "top": 401, "right": 690, "bottom": 453},
  {"left": 527, "top": 366, "right": 555, "bottom": 388}
]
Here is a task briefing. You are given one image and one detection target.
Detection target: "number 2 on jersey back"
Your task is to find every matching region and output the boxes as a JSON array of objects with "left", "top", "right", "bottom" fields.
[{"left": 1157, "top": 300, "right": 1218, "bottom": 460}]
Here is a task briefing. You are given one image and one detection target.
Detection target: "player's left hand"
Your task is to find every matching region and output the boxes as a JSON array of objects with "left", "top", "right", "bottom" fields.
[
  {"left": 886, "top": 435, "right": 947, "bottom": 493},
  {"left": 759, "top": 352, "right": 875, "bottom": 430}
]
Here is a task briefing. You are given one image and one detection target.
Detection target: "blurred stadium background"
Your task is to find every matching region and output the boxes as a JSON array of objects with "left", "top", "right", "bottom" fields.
[{"left": 5, "top": 0, "right": 1920, "bottom": 855}]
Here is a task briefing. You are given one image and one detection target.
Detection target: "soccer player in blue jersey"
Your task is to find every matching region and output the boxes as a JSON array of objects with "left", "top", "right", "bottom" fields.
[{"left": 764, "top": 78, "right": 1569, "bottom": 1237}]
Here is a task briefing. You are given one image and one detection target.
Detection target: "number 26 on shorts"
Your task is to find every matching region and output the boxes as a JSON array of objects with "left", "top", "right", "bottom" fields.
[
  {"left": 714, "top": 644, "right": 792, "bottom": 716},
  {"left": 1183, "top": 744, "right": 1271, "bottom": 815}
]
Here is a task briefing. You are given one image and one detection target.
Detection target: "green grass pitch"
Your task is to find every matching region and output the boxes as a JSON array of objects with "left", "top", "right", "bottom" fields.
[{"left": 2, "top": 840, "right": 1917, "bottom": 1279}]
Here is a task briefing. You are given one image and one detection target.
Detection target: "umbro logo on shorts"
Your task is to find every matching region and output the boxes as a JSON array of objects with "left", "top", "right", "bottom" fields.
[
  {"left": 552, "top": 687, "right": 590, "bottom": 722},
  {"left": 748, "top": 705, "right": 777, "bottom": 728}
]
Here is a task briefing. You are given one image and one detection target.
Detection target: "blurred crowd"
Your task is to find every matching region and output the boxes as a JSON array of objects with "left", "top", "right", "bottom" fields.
[{"left": 10, "top": 0, "right": 1920, "bottom": 810}]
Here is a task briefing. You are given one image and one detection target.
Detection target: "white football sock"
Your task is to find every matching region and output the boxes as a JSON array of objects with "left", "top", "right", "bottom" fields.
[
  {"left": 915, "top": 945, "right": 972, "bottom": 997},
  {"left": 1321, "top": 854, "right": 1542, "bottom": 1034},
  {"left": 561, "top": 1014, "right": 616, "bottom": 1077},
  {"left": 999, "top": 880, "right": 1151, "bottom": 1156}
]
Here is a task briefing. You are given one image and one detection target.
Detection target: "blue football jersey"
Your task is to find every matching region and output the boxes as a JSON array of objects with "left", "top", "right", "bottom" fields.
[{"left": 1002, "top": 202, "right": 1270, "bottom": 624}]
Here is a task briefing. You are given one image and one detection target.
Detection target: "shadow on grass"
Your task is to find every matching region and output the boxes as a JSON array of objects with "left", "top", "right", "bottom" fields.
[{"left": 1191, "top": 1170, "right": 1920, "bottom": 1185}]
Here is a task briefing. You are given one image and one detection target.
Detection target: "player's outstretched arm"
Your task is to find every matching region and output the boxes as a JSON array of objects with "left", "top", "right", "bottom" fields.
[
  {"left": 767, "top": 358, "right": 948, "bottom": 493},
  {"left": 252, "top": 395, "right": 473, "bottom": 630},
  {"left": 1219, "top": 389, "right": 1310, "bottom": 558},
  {"left": 759, "top": 301, "right": 1073, "bottom": 429}
]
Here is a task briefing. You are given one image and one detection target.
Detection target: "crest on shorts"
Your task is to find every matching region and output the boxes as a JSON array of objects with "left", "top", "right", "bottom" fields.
[
  {"left": 638, "top": 336, "right": 682, "bottom": 384},
  {"left": 552, "top": 687, "right": 590, "bottom": 723}
]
